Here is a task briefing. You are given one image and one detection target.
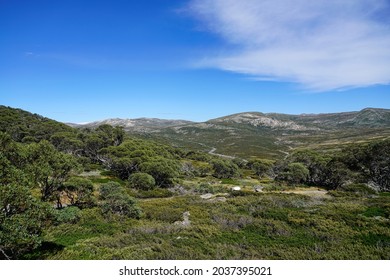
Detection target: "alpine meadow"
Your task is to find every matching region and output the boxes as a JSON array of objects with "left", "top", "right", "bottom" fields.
[
  {"left": 1, "top": 0, "right": 390, "bottom": 261},
  {"left": 1, "top": 105, "right": 389, "bottom": 260}
]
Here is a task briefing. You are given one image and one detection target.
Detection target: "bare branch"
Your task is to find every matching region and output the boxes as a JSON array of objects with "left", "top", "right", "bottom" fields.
[{"left": 0, "top": 248, "right": 11, "bottom": 260}]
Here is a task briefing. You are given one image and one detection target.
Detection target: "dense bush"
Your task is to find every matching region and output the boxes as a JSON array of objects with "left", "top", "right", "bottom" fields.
[
  {"left": 338, "top": 183, "right": 377, "bottom": 195},
  {"left": 99, "top": 182, "right": 141, "bottom": 219},
  {"left": 140, "top": 158, "right": 179, "bottom": 187},
  {"left": 195, "top": 183, "right": 226, "bottom": 194},
  {"left": 54, "top": 206, "right": 81, "bottom": 224},
  {"left": 133, "top": 188, "right": 174, "bottom": 199},
  {"left": 211, "top": 159, "right": 240, "bottom": 179},
  {"left": 128, "top": 173, "right": 156, "bottom": 190},
  {"left": 1, "top": 106, "right": 389, "bottom": 260},
  {"left": 0, "top": 184, "right": 53, "bottom": 259},
  {"left": 276, "top": 162, "right": 309, "bottom": 185},
  {"left": 247, "top": 159, "right": 274, "bottom": 178},
  {"left": 62, "top": 177, "right": 95, "bottom": 207}
]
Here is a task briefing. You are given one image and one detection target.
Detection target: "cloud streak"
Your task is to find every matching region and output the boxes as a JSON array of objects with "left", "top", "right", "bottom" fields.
[{"left": 188, "top": 0, "right": 390, "bottom": 91}]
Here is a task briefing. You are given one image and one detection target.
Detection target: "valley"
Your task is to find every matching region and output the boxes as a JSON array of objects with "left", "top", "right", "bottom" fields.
[
  {"left": 71, "top": 108, "right": 390, "bottom": 159},
  {"left": 1, "top": 105, "right": 389, "bottom": 260}
]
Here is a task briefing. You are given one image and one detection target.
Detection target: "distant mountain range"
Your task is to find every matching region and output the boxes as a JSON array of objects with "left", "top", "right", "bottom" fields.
[
  {"left": 211, "top": 108, "right": 390, "bottom": 129},
  {"left": 71, "top": 108, "right": 390, "bottom": 131},
  {"left": 1, "top": 105, "right": 389, "bottom": 159},
  {"left": 69, "top": 108, "right": 390, "bottom": 159},
  {"left": 69, "top": 118, "right": 193, "bottom": 133}
]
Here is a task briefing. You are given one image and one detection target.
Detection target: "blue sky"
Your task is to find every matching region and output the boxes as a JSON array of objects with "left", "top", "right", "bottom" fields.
[{"left": 1, "top": 0, "right": 389, "bottom": 123}]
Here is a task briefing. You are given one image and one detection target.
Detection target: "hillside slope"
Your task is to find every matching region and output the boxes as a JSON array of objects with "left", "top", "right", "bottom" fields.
[
  {"left": 149, "top": 108, "right": 390, "bottom": 159},
  {"left": 69, "top": 118, "right": 193, "bottom": 133},
  {"left": 2, "top": 105, "right": 389, "bottom": 159},
  {"left": 0, "top": 105, "right": 75, "bottom": 142}
]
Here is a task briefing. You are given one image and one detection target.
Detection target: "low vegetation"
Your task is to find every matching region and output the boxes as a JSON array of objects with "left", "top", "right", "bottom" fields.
[{"left": 0, "top": 106, "right": 389, "bottom": 260}]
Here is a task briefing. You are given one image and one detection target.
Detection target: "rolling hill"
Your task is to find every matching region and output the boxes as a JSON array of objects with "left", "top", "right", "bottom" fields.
[
  {"left": 68, "top": 117, "right": 193, "bottom": 133},
  {"left": 0, "top": 105, "right": 75, "bottom": 142},
  {"left": 73, "top": 107, "right": 390, "bottom": 159},
  {"left": 1, "top": 105, "right": 389, "bottom": 159}
]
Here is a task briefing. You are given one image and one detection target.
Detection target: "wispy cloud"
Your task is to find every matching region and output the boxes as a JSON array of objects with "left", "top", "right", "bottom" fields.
[{"left": 188, "top": 0, "right": 390, "bottom": 91}]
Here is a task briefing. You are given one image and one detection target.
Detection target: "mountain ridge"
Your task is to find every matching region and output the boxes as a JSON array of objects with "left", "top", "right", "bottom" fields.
[
  {"left": 68, "top": 107, "right": 390, "bottom": 131},
  {"left": 147, "top": 107, "right": 390, "bottom": 159},
  {"left": 208, "top": 107, "right": 390, "bottom": 129},
  {"left": 1, "top": 105, "right": 389, "bottom": 159},
  {"left": 68, "top": 117, "right": 194, "bottom": 133}
]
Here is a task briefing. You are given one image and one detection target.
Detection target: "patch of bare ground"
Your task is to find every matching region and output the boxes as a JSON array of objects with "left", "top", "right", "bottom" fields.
[{"left": 282, "top": 187, "right": 330, "bottom": 198}]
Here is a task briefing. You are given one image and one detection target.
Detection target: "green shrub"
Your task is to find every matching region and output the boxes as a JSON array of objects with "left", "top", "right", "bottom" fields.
[
  {"left": 339, "top": 183, "right": 377, "bottom": 195},
  {"left": 363, "top": 207, "right": 387, "bottom": 218},
  {"left": 229, "top": 189, "right": 256, "bottom": 197},
  {"left": 140, "top": 157, "right": 180, "bottom": 187},
  {"left": 262, "top": 185, "right": 297, "bottom": 192},
  {"left": 211, "top": 159, "right": 240, "bottom": 179},
  {"left": 195, "top": 183, "right": 226, "bottom": 194},
  {"left": 55, "top": 207, "right": 81, "bottom": 224},
  {"left": 63, "top": 177, "right": 95, "bottom": 207},
  {"left": 135, "top": 188, "right": 174, "bottom": 199},
  {"left": 100, "top": 193, "right": 141, "bottom": 219},
  {"left": 128, "top": 172, "right": 156, "bottom": 190},
  {"left": 99, "top": 182, "right": 142, "bottom": 219},
  {"left": 221, "top": 178, "right": 240, "bottom": 185},
  {"left": 99, "top": 182, "right": 122, "bottom": 200}
]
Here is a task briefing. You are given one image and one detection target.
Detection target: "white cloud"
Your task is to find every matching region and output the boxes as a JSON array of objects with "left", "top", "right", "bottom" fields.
[{"left": 188, "top": 0, "right": 390, "bottom": 91}]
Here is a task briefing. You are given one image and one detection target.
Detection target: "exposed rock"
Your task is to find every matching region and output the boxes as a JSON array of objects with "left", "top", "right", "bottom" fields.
[
  {"left": 174, "top": 211, "right": 191, "bottom": 227},
  {"left": 73, "top": 117, "right": 193, "bottom": 133},
  {"left": 373, "top": 216, "right": 389, "bottom": 222},
  {"left": 211, "top": 197, "right": 227, "bottom": 202},
  {"left": 211, "top": 113, "right": 309, "bottom": 130},
  {"left": 254, "top": 185, "right": 265, "bottom": 192},
  {"left": 79, "top": 170, "right": 101, "bottom": 177},
  {"left": 200, "top": 193, "right": 214, "bottom": 200},
  {"left": 169, "top": 185, "right": 190, "bottom": 195}
]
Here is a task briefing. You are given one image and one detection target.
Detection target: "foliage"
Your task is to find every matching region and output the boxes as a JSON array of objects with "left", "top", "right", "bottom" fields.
[
  {"left": 62, "top": 177, "right": 95, "bottom": 207},
  {"left": 322, "top": 160, "right": 351, "bottom": 189},
  {"left": 195, "top": 162, "right": 213, "bottom": 177},
  {"left": 100, "top": 138, "right": 181, "bottom": 185},
  {"left": 181, "top": 161, "right": 196, "bottom": 177},
  {"left": 247, "top": 159, "right": 274, "bottom": 177},
  {"left": 54, "top": 207, "right": 82, "bottom": 224},
  {"left": 110, "top": 157, "right": 138, "bottom": 180},
  {"left": 99, "top": 182, "right": 141, "bottom": 219},
  {"left": 279, "top": 150, "right": 329, "bottom": 186},
  {"left": 95, "top": 124, "right": 125, "bottom": 147},
  {"left": 140, "top": 157, "right": 179, "bottom": 187},
  {"left": 39, "top": 193, "right": 390, "bottom": 260},
  {"left": 0, "top": 184, "right": 53, "bottom": 259},
  {"left": 25, "top": 141, "right": 79, "bottom": 205},
  {"left": 131, "top": 188, "right": 174, "bottom": 199},
  {"left": 128, "top": 172, "right": 156, "bottom": 190},
  {"left": 277, "top": 162, "right": 309, "bottom": 185},
  {"left": 50, "top": 132, "right": 84, "bottom": 155},
  {"left": 1, "top": 106, "right": 390, "bottom": 260},
  {"left": 195, "top": 183, "right": 226, "bottom": 194},
  {"left": 0, "top": 105, "right": 74, "bottom": 143},
  {"left": 340, "top": 139, "right": 390, "bottom": 191},
  {"left": 211, "top": 159, "right": 240, "bottom": 179},
  {"left": 1, "top": 134, "right": 80, "bottom": 206},
  {"left": 365, "top": 140, "right": 390, "bottom": 191}
]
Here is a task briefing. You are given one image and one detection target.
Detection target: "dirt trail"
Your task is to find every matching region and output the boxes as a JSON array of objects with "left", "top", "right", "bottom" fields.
[
  {"left": 208, "top": 147, "right": 235, "bottom": 159},
  {"left": 282, "top": 188, "right": 330, "bottom": 198}
]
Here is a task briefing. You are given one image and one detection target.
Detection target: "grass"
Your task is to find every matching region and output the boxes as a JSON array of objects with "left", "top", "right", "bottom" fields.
[
  {"left": 363, "top": 207, "right": 387, "bottom": 218},
  {"left": 22, "top": 165, "right": 390, "bottom": 260},
  {"left": 221, "top": 178, "right": 240, "bottom": 185},
  {"left": 32, "top": 187, "right": 390, "bottom": 260}
]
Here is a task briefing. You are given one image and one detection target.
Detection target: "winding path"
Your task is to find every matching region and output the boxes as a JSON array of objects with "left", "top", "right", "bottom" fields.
[{"left": 208, "top": 147, "right": 235, "bottom": 159}]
